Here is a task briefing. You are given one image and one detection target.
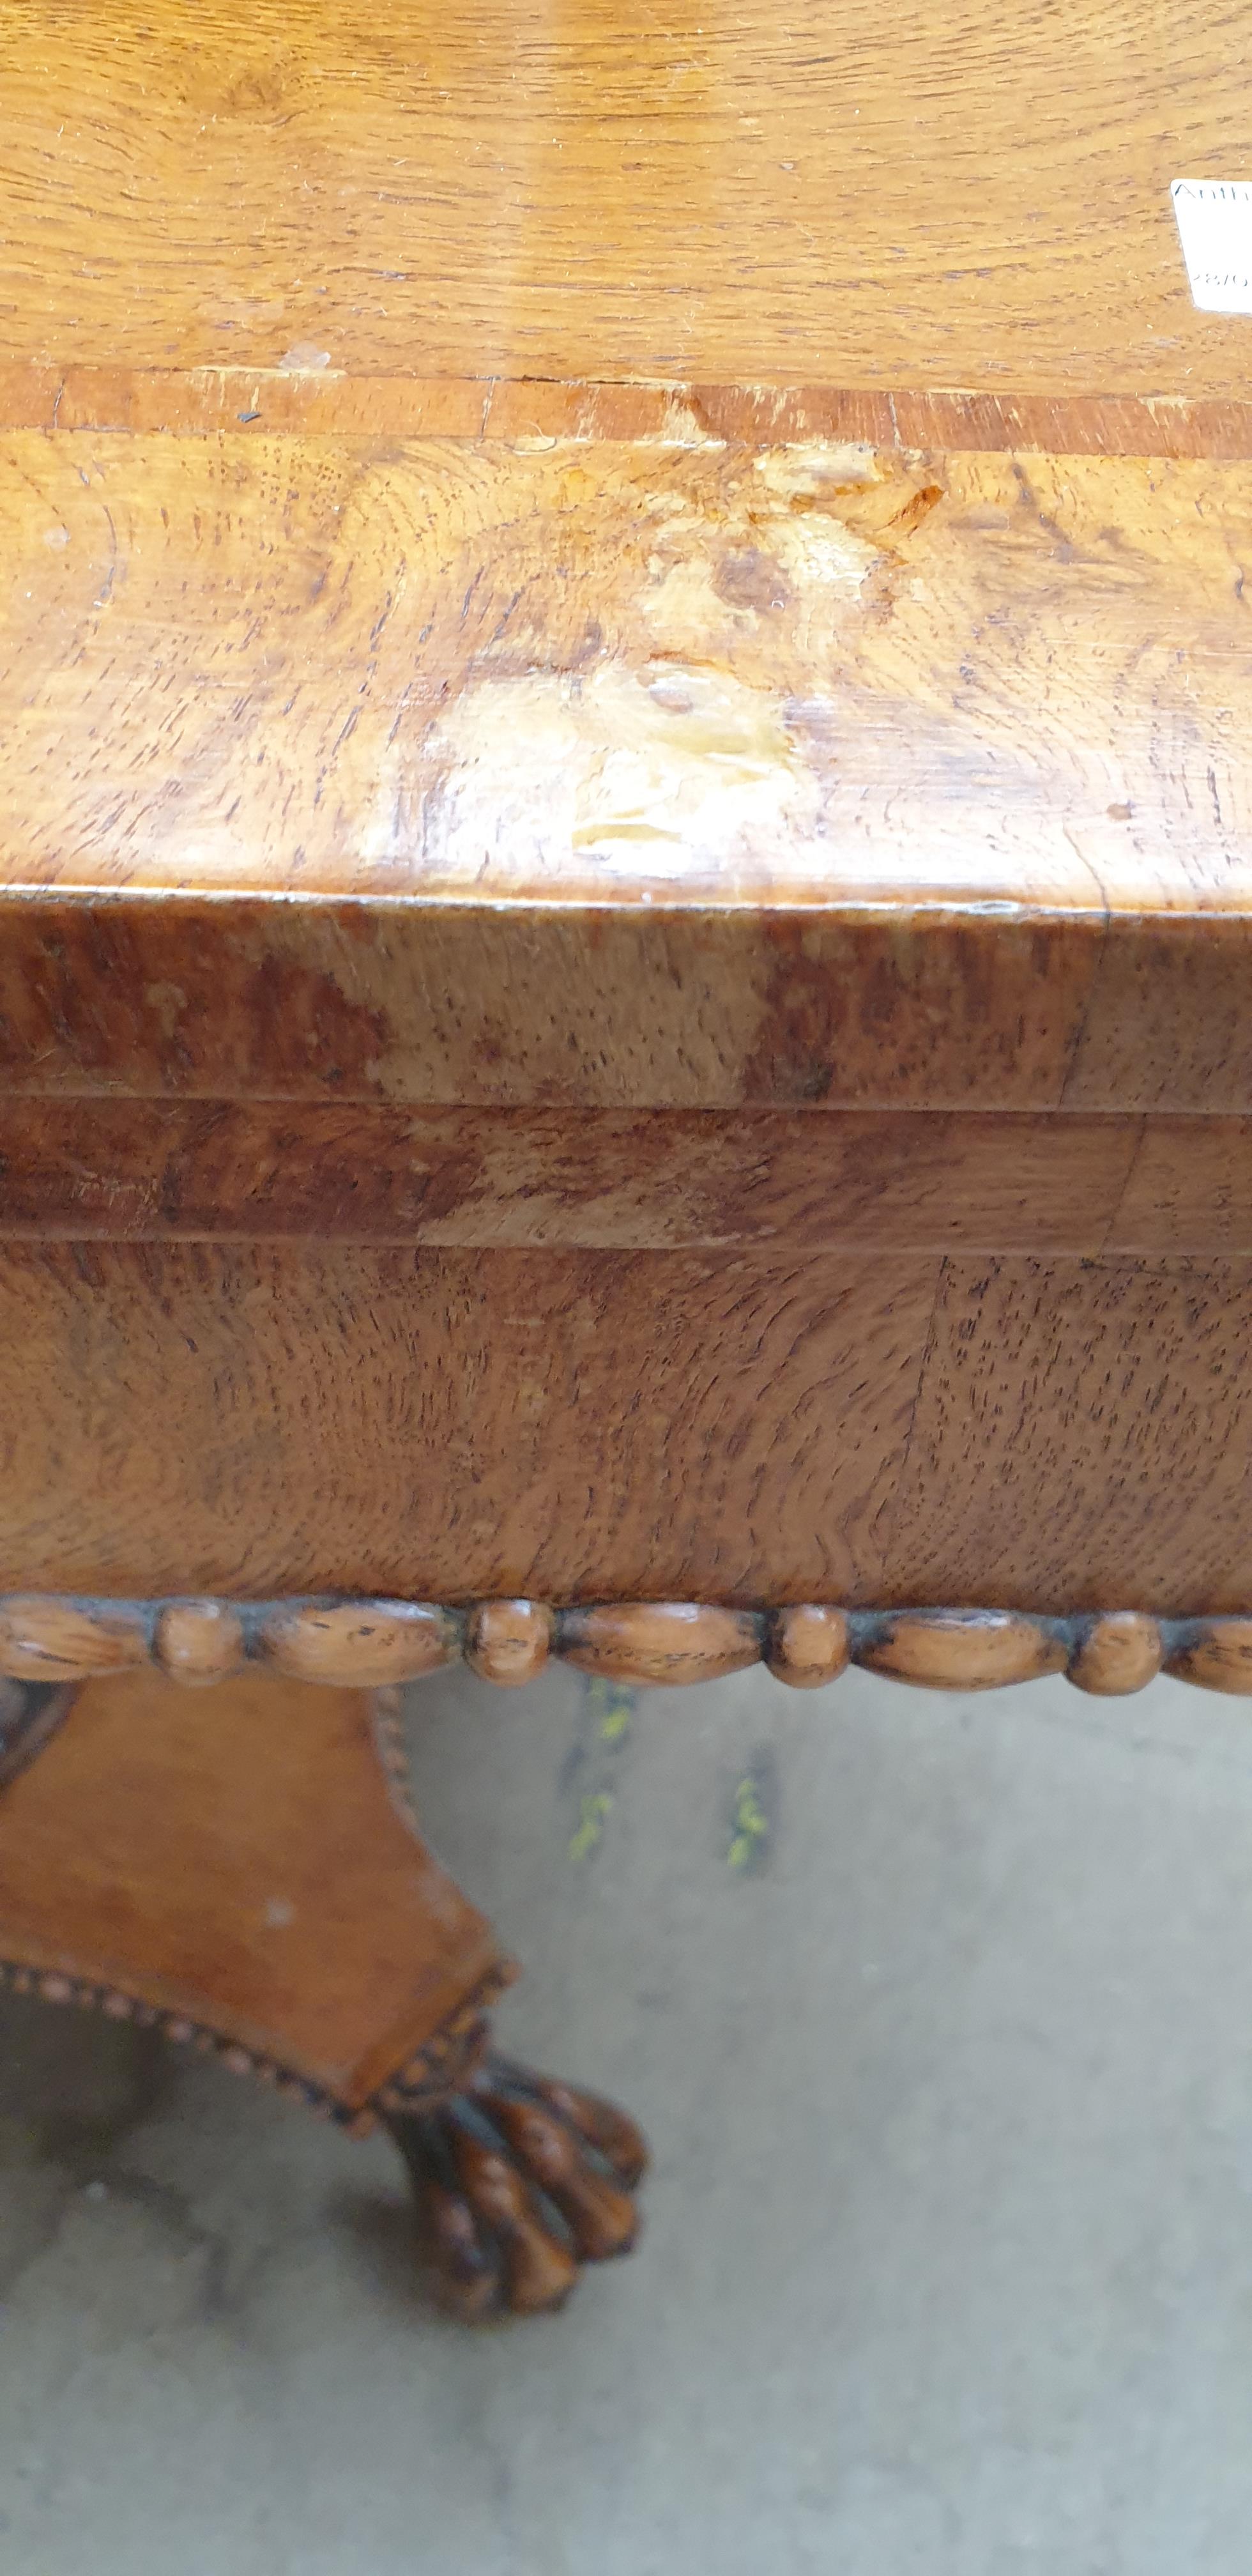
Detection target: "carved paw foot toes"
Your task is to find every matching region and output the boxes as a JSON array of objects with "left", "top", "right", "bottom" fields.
[{"left": 384, "top": 2055, "right": 648, "bottom": 2321}]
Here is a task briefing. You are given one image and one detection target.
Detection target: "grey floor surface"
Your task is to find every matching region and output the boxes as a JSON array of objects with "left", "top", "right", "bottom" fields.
[{"left": 3, "top": 1657, "right": 1252, "bottom": 2573}]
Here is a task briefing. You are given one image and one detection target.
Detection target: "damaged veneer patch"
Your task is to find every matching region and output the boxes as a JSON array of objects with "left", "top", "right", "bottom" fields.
[
  {"left": 420, "top": 660, "right": 828, "bottom": 875},
  {"left": 415, "top": 439, "right": 914, "bottom": 879}
]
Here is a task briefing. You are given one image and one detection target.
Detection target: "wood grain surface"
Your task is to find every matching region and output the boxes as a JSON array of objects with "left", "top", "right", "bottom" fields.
[
  {"left": 0, "top": 898, "right": 1108, "bottom": 1112},
  {"left": 7, "top": 1103, "right": 1252, "bottom": 1255},
  {"left": 0, "top": 1240, "right": 936, "bottom": 1601},
  {"left": 882, "top": 1257, "right": 1252, "bottom": 1614},
  {"left": 3, "top": 372, "right": 1252, "bottom": 457},
  {"left": 6, "top": 903, "right": 1252, "bottom": 1115},
  {"left": 1, "top": 436, "right": 1246, "bottom": 917},
  {"left": 0, "top": 0, "right": 1242, "bottom": 401},
  {"left": 0, "top": 433, "right": 1249, "bottom": 1110},
  {"left": 3, "top": 1238, "right": 1252, "bottom": 1614},
  {"left": 0, "top": 1667, "right": 501, "bottom": 2106},
  {"left": 1166, "top": 1621, "right": 1252, "bottom": 1694}
]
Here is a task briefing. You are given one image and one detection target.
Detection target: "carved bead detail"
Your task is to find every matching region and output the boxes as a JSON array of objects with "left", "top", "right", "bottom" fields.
[
  {"left": 0, "top": 1952, "right": 512, "bottom": 2131},
  {"left": 859, "top": 1609, "right": 1067, "bottom": 1692},
  {"left": 0, "top": 1596, "right": 148, "bottom": 1683},
  {"left": 558, "top": 1601, "right": 765, "bottom": 1686},
  {"left": 466, "top": 1598, "right": 553, "bottom": 1686},
  {"left": 261, "top": 1600, "right": 457, "bottom": 1687},
  {"left": 4, "top": 1591, "right": 1252, "bottom": 1698},
  {"left": 155, "top": 1599, "right": 247, "bottom": 1686},
  {"left": 767, "top": 1605, "right": 851, "bottom": 1688},
  {"left": 1068, "top": 1612, "right": 1164, "bottom": 1696},
  {"left": 1164, "top": 1618, "right": 1252, "bottom": 1695}
]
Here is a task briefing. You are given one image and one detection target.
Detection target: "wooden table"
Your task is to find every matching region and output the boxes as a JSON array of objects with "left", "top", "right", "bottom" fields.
[{"left": 1, "top": 0, "right": 1251, "bottom": 2319}]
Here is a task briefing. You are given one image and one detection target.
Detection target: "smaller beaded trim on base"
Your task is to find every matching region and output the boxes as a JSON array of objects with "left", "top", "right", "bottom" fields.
[{"left": 0, "top": 1954, "right": 517, "bottom": 2133}]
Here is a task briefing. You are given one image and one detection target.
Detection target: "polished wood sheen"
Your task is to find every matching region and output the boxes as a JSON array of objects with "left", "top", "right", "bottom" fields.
[
  {"left": 560, "top": 1602, "right": 765, "bottom": 1686},
  {"left": 464, "top": 1600, "right": 554, "bottom": 1689},
  {"left": 767, "top": 1607, "right": 853, "bottom": 1690},
  {"left": 1067, "top": 1613, "right": 1165, "bottom": 1698},
  {"left": 0, "top": 432, "right": 1248, "bottom": 1116},
  {"left": 0, "top": 440, "right": 1246, "bottom": 924},
  {"left": 0, "top": 1598, "right": 149, "bottom": 1681},
  {"left": 261, "top": 1600, "right": 459, "bottom": 1687},
  {"left": 0, "top": 0, "right": 1243, "bottom": 403},
  {"left": 154, "top": 1600, "right": 248, "bottom": 1687},
  {"left": 857, "top": 1611, "right": 1067, "bottom": 1692}
]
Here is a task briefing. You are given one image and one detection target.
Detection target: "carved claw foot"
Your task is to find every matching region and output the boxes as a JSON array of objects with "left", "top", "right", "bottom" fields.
[{"left": 381, "top": 2053, "right": 648, "bottom": 2320}]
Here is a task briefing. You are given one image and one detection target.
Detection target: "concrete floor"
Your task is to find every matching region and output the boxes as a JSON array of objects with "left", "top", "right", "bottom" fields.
[{"left": 3, "top": 1657, "right": 1252, "bottom": 2572}]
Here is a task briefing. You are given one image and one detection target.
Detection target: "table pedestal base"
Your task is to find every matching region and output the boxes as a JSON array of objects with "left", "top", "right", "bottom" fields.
[{"left": 0, "top": 1667, "right": 647, "bottom": 2320}]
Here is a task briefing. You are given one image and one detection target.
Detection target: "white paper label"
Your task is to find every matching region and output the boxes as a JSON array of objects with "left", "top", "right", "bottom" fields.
[{"left": 1172, "top": 179, "right": 1252, "bottom": 313}]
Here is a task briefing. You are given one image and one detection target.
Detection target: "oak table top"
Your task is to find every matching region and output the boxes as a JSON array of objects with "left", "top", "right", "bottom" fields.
[{"left": 0, "top": 0, "right": 1248, "bottom": 409}]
